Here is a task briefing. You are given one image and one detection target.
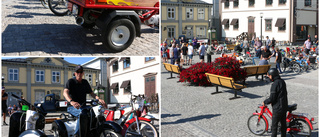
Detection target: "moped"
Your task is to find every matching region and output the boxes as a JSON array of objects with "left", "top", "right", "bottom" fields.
[
  {"left": 9, "top": 94, "right": 47, "bottom": 137},
  {"left": 104, "top": 94, "right": 158, "bottom": 137},
  {"left": 52, "top": 99, "right": 122, "bottom": 137},
  {"left": 248, "top": 104, "right": 314, "bottom": 136}
]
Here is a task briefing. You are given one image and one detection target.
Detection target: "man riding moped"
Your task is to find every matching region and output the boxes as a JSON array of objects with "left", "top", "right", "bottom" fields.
[
  {"left": 263, "top": 68, "right": 288, "bottom": 137},
  {"left": 63, "top": 65, "right": 107, "bottom": 137}
]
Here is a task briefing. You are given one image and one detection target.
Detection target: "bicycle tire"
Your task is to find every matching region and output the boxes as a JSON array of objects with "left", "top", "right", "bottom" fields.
[
  {"left": 40, "top": 0, "right": 49, "bottom": 9},
  {"left": 289, "top": 118, "right": 311, "bottom": 137},
  {"left": 247, "top": 114, "right": 267, "bottom": 135},
  {"left": 100, "top": 130, "right": 121, "bottom": 137},
  {"left": 280, "top": 62, "right": 286, "bottom": 72},
  {"left": 48, "top": 0, "right": 68, "bottom": 16},
  {"left": 292, "top": 63, "right": 301, "bottom": 74},
  {"left": 124, "top": 120, "right": 158, "bottom": 137}
]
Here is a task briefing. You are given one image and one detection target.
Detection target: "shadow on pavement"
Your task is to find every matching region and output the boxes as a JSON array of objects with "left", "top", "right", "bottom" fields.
[
  {"left": 7, "top": 12, "right": 54, "bottom": 18},
  {"left": 161, "top": 113, "right": 181, "bottom": 119},
  {"left": 2, "top": 24, "right": 111, "bottom": 54},
  {"left": 222, "top": 89, "right": 263, "bottom": 99},
  {"left": 244, "top": 80, "right": 270, "bottom": 88},
  {"left": 11, "top": 5, "right": 45, "bottom": 10},
  {"left": 161, "top": 114, "right": 221, "bottom": 125}
]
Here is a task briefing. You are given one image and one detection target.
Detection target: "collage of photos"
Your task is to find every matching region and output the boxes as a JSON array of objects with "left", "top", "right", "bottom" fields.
[{"left": 1, "top": 0, "right": 319, "bottom": 136}]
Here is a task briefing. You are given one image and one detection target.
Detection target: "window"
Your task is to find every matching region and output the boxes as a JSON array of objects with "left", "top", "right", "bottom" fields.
[
  {"left": 265, "top": 19, "right": 272, "bottom": 31},
  {"left": 225, "top": 0, "right": 229, "bottom": 8},
  {"left": 123, "top": 58, "right": 130, "bottom": 69},
  {"left": 186, "top": 8, "right": 193, "bottom": 19},
  {"left": 225, "top": 21, "right": 229, "bottom": 30},
  {"left": 167, "top": 7, "right": 175, "bottom": 19},
  {"left": 234, "top": 22, "right": 239, "bottom": 30},
  {"left": 123, "top": 81, "right": 131, "bottom": 94},
  {"left": 113, "top": 84, "right": 119, "bottom": 95},
  {"left": 296, "top": 25, "right": 307, "bottom": 40},
  {"left": 34, "top": 90, "right": 45, "bottom": 103},
  {"left": 279, "top": 0, "right": 286, "bottom": 4},
  {"left": 168, "top": 27, "right": 175, "bottom": 39},
  {"left": 249, "top": 0, "right": 255, "bottom": 6},
  {"left": 8, "top": 68, "right": 18, "bottom": 81},
  {"left": 145, "top": 57, "right": 155, "bottom": 62},
  {"left": 52, "top": 71, "right": 60, "bottom": 83},
  {"left": 196, "top": 26, "right": 206, "bottom": 38},
  {"left": 278, "top": 20, "right": 286, "bottom": 31},
  {"left": 198, "top": 8, "right": 205, "bottom": 19},
  {"left": 112, "top": 61, "right": 118, "bottom": 72},
  {"left": 233, "top": 0, "right": 239, "bottom": 8},
  {"left": 276, "top": 19, "right": 286, "bottom": 31},
  {"left": 305, "top": 0, "right": 311, "bottom": 6},
  {"left": 85, "top": 74, "right": 92, "bottom": 85},
  {"left": 36, "top": 70, "right": 44, "bottom": 82},
  {"left": 51, "top": 90, "right": 61, "bottom": 97},
  {"left": 266, "top": 0, "right": 273, "bottom": 5}
]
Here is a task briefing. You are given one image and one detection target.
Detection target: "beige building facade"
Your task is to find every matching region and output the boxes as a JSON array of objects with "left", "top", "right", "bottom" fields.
[{"left": 2, "top": 57, "right": 100, "bottom": 106}]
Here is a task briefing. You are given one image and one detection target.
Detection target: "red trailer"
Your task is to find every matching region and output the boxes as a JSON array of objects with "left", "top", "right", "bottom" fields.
[{"left": 49, "top": 0, "right": 159, "bottom": 52}]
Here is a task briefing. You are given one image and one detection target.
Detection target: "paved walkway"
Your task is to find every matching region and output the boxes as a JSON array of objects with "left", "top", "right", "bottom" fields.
[
  {"left": 161, "top": 54, "right": 318, "bottom": 137},
  {"left": 2, "top": 0, "right": 159, "bottom": 56}
]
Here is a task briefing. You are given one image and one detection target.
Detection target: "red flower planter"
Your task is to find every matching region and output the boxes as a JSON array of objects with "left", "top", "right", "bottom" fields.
[{"left": 179, "top": 57, "right": 247, "bottom": 86}]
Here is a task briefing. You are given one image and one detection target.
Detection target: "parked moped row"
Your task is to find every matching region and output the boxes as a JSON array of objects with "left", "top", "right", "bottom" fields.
[{"left": 8, "top": 92, "right": 158, "bottom": 137}]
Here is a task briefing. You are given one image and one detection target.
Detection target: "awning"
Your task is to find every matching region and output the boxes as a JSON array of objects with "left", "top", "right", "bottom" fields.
[
  {"left": 275, "top": 18, "right": 286, "bottom": 27},
  {"left": 120, "top": 80, "right": 130, "bottom": 88},
  {"left": 119, "top": 57, "right": 127, "bottom": 62},
  {"left": 221, "top": 19, "right": 229, "bottom": 25},
  {"left": 110, "top": 83, "right": 118, "bottom": 89},
  {"left": 230, "top": 19, "right": 238, "bottom": 25}
]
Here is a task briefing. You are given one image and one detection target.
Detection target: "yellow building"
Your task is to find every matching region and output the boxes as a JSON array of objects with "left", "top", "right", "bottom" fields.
[
  {"left": 161, "top": 0, "right": 212, "bottom": 42},
  {"left": 2, "top": 57, "right": 100, "bottom": 106}
]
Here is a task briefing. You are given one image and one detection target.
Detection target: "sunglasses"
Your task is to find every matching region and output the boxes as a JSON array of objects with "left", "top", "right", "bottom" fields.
[{"left": 76, "top": 71, "right": 83, "bottom": 73}]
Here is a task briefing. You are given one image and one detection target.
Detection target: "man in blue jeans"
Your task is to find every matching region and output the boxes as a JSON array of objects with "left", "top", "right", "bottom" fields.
[{"left": 63, "top": 65, "right": 107, "bottom": 137}]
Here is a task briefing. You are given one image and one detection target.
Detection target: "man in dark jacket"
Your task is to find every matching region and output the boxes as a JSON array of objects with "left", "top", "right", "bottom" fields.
[{"left": 263, "top": 68, "right": 288, "bottom": 137}]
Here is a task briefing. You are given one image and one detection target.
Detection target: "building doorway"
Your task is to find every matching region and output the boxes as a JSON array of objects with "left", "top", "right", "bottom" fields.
[{"left": 144, "top": 73, "right": 157, "bottom": 103}]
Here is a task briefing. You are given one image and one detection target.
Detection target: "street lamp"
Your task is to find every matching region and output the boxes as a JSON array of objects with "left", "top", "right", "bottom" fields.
[
  {"left": 208, "top": 19, "right": 212, "bottom": 45},
  {"left": 260, "top": 12, "right": 263, "bottom": 41},
  {"left": 2, "top": 76, "right": 4, "bottom": 87}
]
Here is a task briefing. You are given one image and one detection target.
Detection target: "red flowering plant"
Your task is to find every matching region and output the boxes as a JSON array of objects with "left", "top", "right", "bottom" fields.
[
  {"left": 209, "top": 57, "right": 247, "bottom": 82},
  {"left": 179, "top": 62, "right": 214, "bottom": 86},
  {"left": 179, "top": 57, "right": 247, "bottom": 86}
]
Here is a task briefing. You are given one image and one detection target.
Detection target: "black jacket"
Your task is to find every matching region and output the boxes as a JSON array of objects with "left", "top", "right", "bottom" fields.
[{"left": 264, "top": 76, "right": 288, "bottom": 113}]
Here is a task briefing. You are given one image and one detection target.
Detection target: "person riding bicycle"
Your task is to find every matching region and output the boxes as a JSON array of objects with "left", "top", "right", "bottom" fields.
[
  {"left": 63, "top": 65, "right": 107, "bottom": 137},
  {"left": 263, "top": 68, "right": 288, "bottom": 137}
]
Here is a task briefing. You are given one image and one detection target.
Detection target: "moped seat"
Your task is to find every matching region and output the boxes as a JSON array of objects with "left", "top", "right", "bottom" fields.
[{"left": 288, "top": 104, "right": 297, "bottom": 112}]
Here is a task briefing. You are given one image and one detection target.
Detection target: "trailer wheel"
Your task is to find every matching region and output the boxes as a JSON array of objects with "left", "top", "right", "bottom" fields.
[{"left": 102, "top": 18, "right": 136, "bottom": 52}]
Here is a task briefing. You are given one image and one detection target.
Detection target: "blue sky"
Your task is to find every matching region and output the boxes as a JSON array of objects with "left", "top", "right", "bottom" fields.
[{"left": 1, "top": 57, "right": 95, "bottom": 65}]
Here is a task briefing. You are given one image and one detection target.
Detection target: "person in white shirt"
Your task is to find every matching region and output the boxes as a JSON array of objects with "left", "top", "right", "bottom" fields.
[{"left": 187, "top": 43, "right": 194, "bottom": 65}]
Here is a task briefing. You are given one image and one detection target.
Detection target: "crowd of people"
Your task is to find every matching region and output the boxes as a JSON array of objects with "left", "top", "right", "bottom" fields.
[{"left": 161, "top": 34, "right": 318, "bottom": 72}]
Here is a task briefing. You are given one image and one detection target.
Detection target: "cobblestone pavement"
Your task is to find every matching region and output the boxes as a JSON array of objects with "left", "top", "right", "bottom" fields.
[
  {"left": 161, "top": 54, "right": 318, "bottom": 137},
  {"left": 2, "top": 112, "right": 159, "bottom": 136},
  {"left": 2, "top": 0, "right": 159, "bottom": 56}
]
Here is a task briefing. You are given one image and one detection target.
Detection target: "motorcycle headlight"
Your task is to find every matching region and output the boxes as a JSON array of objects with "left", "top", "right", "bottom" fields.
[{"left": 32, "top": 113, "right": 39, "bottom": 121}]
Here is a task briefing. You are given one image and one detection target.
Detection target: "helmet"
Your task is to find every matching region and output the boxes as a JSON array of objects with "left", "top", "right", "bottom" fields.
[{"left": 267, "top": 68, "right": 279, "bottom": 78}]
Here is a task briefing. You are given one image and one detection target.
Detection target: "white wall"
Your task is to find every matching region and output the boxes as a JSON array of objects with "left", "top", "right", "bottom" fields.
[
  {"left": 221, "top": 0, "right": 290, "bottom": 41},
  {"left": 109, "top": 57, "right": 160, "bottom": 103}
]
